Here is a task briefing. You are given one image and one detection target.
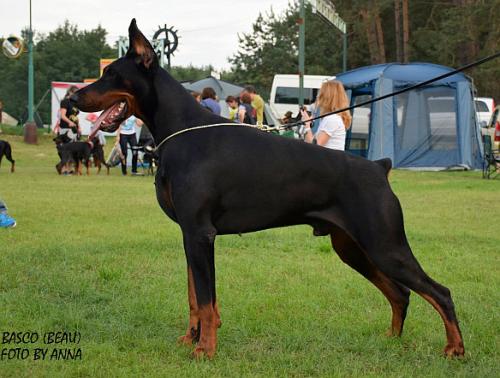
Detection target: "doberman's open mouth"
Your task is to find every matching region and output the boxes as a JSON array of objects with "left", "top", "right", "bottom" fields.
[{"left": 88, "top": 101, "right": 128, "bottom": 139}]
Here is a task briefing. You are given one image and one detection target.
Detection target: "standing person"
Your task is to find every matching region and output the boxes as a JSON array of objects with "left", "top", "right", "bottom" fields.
[
  {"left": 238, "top": 92, "right": 256, "bottom": 125},
  {"left": 0, "top": 198, "right": 16, "bottom": 228},
  {"left": 225, "top": 96, "right": 239, "bottom": 123},
  {"left": 300, "top": 80, "right": 352, "bottom": 150},
  {"left": 117, "top": 115, "right": 143, "bottom": 175},
  {"left": 200, "top": 87, "right": 221, "bottom": 115},
  {"left": 243, "top": 85, "right": 264, "bottom": 125},
  {"left": 57, "top": 86, "right": 81, "bottom": 141}
]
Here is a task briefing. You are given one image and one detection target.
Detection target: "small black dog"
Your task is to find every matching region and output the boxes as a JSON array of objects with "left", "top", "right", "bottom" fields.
[
  {"left": 54, "top": 135, "right": 109, "bottom": 175},
  {"left": 0, "top": 140, "right": 15, "bottom": 173},
  {"left": 55, "top": 141, "right": 92, "bottom": 175}
]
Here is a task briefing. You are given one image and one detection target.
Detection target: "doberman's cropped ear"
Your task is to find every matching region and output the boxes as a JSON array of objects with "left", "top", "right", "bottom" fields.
[{"left": 127, "top": 19, "right": 158, "bottom": 70}]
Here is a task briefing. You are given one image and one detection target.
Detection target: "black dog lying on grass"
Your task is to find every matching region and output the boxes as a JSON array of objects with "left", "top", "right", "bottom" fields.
[
  {"left": 0, "top": 140, "right": 15, "bottom": 173},
  {"left": 54, "top": 136, "right": 109, "bottom": 175},
  {"left": 72, "top": 19, "right": 465, "bottom": 359}
]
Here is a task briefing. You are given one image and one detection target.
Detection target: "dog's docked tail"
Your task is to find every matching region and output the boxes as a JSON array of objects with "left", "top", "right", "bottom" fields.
[{"left": 374, "top": 158, "right": 392, "bottom": 177}]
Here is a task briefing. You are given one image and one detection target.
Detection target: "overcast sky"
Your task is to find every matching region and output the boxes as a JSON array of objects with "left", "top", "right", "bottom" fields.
[{"left": 0, "top": 0, "right": 293, "bottom": 70}]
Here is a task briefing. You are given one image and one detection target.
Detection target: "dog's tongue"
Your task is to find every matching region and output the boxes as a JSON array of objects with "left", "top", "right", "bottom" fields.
[{"left": 88, "top": 105, "right": 117, "bottom": 140}]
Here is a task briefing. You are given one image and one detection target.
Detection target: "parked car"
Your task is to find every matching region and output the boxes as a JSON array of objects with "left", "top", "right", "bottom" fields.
[
  {"left": 475, "top": 97, "right": 495, "bottom": 126},
  {"left": 485, "top": 105, "right": 500, "bottom": 149}
]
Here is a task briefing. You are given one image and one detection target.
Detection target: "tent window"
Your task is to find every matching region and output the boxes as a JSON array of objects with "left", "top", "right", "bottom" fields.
[
  {"left": 394, "top": 87, "right": 459, "bottom": 167},
  {"left": 427, "top": 94, "right": 458, "bottom": 150},
  {"left": 346, "top": 95, "right": 371, "bottom": 157}
]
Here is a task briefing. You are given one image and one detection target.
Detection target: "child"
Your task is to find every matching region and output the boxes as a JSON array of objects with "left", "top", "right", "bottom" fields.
[
  {"left": 0, "top": 199, "right": 16, "bottom": 228},
  {"left": 225, "top": 96, "right": 239, "bottom": 123}
]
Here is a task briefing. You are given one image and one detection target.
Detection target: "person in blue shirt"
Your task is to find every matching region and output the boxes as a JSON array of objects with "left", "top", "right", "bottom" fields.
[
  {"left": 117, "top": 115, "right": 143, "bottom": 175},
  {"left": 200, "top": 87, "right": 221, "bottom": 115}
]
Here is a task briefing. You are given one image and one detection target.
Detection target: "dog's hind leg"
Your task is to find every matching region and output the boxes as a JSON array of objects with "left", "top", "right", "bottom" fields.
[
  {"left": 369, "top": 243, "right": 464, "bottom": 357},
  {"left": 329, "top": 226, "right": 410, "bottom": 337}
]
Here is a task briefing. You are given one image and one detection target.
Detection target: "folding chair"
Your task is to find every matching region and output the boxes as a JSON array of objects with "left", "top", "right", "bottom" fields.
[{"left": 482, "top": 135, "right": 500, "bottom": 179}]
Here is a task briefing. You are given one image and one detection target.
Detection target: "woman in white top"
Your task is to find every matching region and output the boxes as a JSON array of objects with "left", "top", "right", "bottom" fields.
[{"left": 300, "top": 80, "right": 352, "bottom": 150}]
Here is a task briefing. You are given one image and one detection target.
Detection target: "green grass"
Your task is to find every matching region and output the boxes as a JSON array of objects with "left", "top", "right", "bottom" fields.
[
  {"left": 0, "top": 134, "right": 498, "bottom": 377},
  {"left": 0, "top": 124, "right": 48, "bottom": 137}
]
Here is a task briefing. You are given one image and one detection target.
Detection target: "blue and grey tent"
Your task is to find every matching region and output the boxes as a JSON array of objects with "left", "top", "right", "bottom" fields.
[{"left": 336, "top": 63, "right": 483, "bottom": 169}]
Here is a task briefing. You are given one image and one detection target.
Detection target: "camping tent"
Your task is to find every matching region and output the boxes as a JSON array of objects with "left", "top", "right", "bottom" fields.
[
  {"left": 335, "top": 63, "right": 483, "bottom": 169},
  {"left": 182, "top": 76, "right": 244, "bottom": 100},
  {"left": 181, "top": 76, "right": 279, "bottom": 125}
]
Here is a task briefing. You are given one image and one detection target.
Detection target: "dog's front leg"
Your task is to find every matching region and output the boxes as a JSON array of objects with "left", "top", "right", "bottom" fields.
[{"left": 182, "top": 229, "right": 219, "bottom": 359}]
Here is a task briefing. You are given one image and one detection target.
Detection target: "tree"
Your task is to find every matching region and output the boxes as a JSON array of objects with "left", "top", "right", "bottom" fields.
[
  {"left": 169, "top": 65, "right": 214, "bottom": 82},
  {"left": 228, "top": 2, "right": 346, "bottom": 98},
  {"left": 228, "top": 0, "right": 499, "bottom": 101},
  {"left": 410, "top": 0, "right": 499, "bottom": 99},
  {"left": 0, "top": 21, "right": 116, "bottom": 124}
]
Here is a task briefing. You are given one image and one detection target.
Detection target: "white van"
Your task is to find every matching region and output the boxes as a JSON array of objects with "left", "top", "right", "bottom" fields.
[
  {"left": 474, "top": 97, "right": 495, "bottom": 125},
  {"left": 269, "top": 74, "right": 333, "bottom": 119}
]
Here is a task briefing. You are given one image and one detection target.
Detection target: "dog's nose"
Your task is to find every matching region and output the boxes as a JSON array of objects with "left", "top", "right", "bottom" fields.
[{"left": 70, "top": 93, "right": 79, "bottom": 103}]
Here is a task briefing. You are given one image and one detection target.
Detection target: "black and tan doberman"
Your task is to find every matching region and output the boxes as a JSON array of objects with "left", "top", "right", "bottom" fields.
[{"left": 72, "top": 19, "right": 465, "bottom": 359}]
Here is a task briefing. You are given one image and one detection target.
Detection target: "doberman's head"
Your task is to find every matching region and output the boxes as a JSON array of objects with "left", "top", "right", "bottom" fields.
[{"left": 72, "top": 19, "right": 158, "bottom": 137}]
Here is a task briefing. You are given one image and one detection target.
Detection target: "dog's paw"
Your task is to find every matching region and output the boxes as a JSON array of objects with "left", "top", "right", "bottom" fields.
[
  {"left": 385, "top": 327, "right": 402, "bottom": 337},
  {"left": 444, "top": 343, "right": 465, "bottom": 358},
  {"left": 192, "top": 345, "right": 215, "bottom": 360},
  {"left": 177, "top": 334, "right": 195, "bottom": 346}
]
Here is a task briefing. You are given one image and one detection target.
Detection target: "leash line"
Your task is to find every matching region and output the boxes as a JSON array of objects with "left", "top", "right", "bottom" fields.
[
  {"left": 153, "top": 122, "right": 258, "bottom": 153},
  {"left": 284, "top": 50, "right": 500, "bottom": 129},
  {"left": 154, "top": 51, "right": 500, "bottom": 150}
]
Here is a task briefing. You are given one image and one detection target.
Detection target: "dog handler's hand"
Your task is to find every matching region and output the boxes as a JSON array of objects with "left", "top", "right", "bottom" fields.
[
  {"left": 300, "top": 109, "right": 314, "bottom": 143},
  {"left": 300, "top": 109, "right": 312, "bottom": 127}
]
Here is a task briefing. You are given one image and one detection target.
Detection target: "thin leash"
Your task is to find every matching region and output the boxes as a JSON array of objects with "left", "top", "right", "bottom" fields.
[
  {"left": 153, "top": 122, "right": 259, "bottom": 153},
  {"left": 283, "top": 50, "right": 500, "bottom": 129},
  {"left": 153, "top": 51, "right": 500, "bottom": 152}
]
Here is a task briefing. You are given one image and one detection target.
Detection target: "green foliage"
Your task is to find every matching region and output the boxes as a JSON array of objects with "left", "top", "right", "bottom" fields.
[
  {"left": 228, "top": 3, "right": 345, "bottom": 96},
  {"left": 0, "top": 123, "right": 45, "bottom": 136},
  {"left": 229, "top": 0, "right": 500, "bottom": 100},
  {"left": 0, "top": 21, "right": 116, "bottom": 124},
  {"left": 168, "top": 65, "right": 214, "bottom": 82},
  {"left": 410, "top": 0, "right": 500, "bottom": 99}
]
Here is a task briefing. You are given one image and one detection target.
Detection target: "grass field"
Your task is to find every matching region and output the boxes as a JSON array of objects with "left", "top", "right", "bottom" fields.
[{"left": 0, "top": 130, "right": 499, "bottom": 377}]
